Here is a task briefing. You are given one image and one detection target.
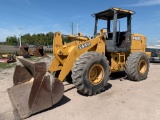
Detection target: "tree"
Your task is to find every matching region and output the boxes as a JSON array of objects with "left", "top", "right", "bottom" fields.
[
  {"left": 6, "top": 36, "right": 18, "bottom": 45},
  {"left": 5, "top": 32, "right": 57, "bottom": 46}
]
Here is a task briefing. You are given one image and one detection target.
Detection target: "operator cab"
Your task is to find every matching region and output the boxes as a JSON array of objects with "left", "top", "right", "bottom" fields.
[{"left": 92, "top": 8, "right": 135, "bottom": 52}]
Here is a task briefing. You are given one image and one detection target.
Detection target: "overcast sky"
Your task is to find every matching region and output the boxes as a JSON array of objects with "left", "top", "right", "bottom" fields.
[{"left": 0, "top": 0, "right": 160, "bottom": 45}]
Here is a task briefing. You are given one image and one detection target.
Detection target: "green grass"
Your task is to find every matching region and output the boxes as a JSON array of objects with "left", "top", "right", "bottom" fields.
[
  {"left": 0, "top": 63, "right": 16, "bottom": 69},
  {"left": 47, "top": 53, "right": 54, "bottom": 56},
  {"left": 28, "top": 56, "right": 42, "bottom": 62}
]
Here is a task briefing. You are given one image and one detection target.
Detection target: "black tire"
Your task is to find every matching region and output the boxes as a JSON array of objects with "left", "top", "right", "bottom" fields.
[
  {"left": 71, "top": 52, "right": 110, "bottom": 96},
  {"left": 125, "top": 52, "right": 149, "bottom": 81}
]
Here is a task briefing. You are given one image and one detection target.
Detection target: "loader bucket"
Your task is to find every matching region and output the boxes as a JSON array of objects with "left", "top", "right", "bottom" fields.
[
  {"left": 34, "top": 46, "right": 47, "bottom": 57},
  {"left": 19, "top": 46, "right": 34, "bottom": 57},
  {"left": 7, "top": 58, "right": 64, "bottom": 119},
  {"left": 19, "top": 46, "right": 29, "bottom": 57}
]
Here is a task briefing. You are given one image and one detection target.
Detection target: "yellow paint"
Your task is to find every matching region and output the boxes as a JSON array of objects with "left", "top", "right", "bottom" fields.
[
  {"left": 48, "top": 31, "right": 150, "bottom": 81},
  {"left": 88, "top": 64, "right": 104, "bottom": 85},
  {"left": 112, "top": 8, "right": 133, "bottom": 14},
  {"left": 138, "top": 60, "right": 147, "bottom": 74},
  {"left": 131, "top": 33, "right": 151, "bottom": 58},
  {"left": 48, "top": 32, "right": 105, "bottom": 81}
]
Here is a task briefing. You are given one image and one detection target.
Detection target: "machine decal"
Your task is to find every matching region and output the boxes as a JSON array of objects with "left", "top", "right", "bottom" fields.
[
  {"left": 133, "top": 36, "right": 141, "bottom": 40},
  {"left": 78, "top": 42, "right": 91, "bottom": 50}
]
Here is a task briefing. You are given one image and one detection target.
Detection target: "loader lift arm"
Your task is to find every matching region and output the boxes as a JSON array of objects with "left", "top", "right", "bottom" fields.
[{"left": 48, "top": 30, "right": 107, "bottom": 81}]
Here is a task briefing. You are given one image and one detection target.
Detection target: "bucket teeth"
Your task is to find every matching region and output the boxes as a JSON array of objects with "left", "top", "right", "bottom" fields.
[{"left": 8, "top": 58, "right": 64, "bottom": 119}]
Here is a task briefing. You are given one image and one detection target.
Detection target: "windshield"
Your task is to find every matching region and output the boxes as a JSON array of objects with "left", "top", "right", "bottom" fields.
[{"left": 151, "top": 52, "right": 158, "bottom": 57}]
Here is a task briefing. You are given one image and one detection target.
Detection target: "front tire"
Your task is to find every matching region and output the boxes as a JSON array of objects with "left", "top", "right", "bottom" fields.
[
  {"left": 71, "top": 52, "right": 110, "bottom": 96},
  {"left": 125, "top": 52, "right": 149, "bottom": 81}
]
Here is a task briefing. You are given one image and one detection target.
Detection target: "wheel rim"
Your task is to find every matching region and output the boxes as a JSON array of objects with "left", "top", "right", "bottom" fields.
[
  {"left": 88, "top": 64, "right": 104, "bottom": 85},
  {"left": 138, "top": 60, "right": 147, "bottom": 74}
]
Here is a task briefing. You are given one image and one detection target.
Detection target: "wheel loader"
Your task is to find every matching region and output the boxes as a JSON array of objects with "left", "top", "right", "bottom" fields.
[{"left": 7, "top": 8, "right": 150, "bottom": 119}]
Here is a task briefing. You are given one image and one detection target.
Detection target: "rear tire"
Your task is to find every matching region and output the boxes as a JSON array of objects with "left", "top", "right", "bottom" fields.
[
  {"left": 125, "top": 52, "right": 149, "bottom": 81},
  {"left": 72, "top": 52, "right": 110, "bottom": 96}
]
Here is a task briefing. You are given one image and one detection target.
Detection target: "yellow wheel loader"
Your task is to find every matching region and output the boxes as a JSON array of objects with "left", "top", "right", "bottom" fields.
[{"left": 8, "top": 8, "right": 150, "bottom": 119}]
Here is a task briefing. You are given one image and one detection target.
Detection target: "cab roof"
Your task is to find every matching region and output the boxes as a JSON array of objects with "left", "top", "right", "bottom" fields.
[{"left": 92, "top": 8, "right": 135, "bottom": 20}]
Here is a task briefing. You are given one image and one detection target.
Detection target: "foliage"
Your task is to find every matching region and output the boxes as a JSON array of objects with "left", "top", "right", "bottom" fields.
[
  {"left": 0, "top": 42, "right": 6, "bottom": 45},
  {"left": 5, "top": 32, "right": 54, "bottom": 46},
  {"left": 28, "top": 56, "right": 41, "bottom": 62},
  {"left": 6, "top": 35, "right": 18, "bottom": 45},
  {"left": 5, "top": 32, "right": 73, "bottom": 46},
  {"left": 0, "top": 63, "right": 16, "bottom": 69},
  {"left": 62, "top": 36, "right": 72, "bottom": 44}
]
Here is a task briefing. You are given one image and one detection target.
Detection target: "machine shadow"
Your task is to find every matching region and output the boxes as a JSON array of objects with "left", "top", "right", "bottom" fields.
[
  {"left": 77, "top": 83, "right": 112, "bottom": 96},
  {"left": 32, "top": 71, "right": 128, "bottom": 117},
  {"left": 105, "top": 83, "right": 112, "bottom": 91},
  {"left": 109, "top": 71, "right": 127, "bottom": 81},
  {"left": 31, "top": 81, "right": 113, "bottom": 117},
  {"left": 109, "top": 71, "right": 143, "bottom": 82},
  {"left": 64, "top": 86, "right": 76, "bottom": 93},
  {"left": 52, "top": 95, "right": 71, "bottom": 108},
  {"left": 31, "top": 95, "right": 71, "bottom": 117}
]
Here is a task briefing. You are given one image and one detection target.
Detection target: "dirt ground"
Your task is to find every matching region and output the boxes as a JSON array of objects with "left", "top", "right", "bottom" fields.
[{"left": 0, "top": 57, "right": 160, "bottom": 120}]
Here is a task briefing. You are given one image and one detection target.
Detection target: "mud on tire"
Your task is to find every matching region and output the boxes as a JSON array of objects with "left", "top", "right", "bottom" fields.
[
  {"left": 71, "top": 52, "right": 110, "bottom": 96},
  {"left": 125, "top": 52, "right": 149, "bottom": 81}
]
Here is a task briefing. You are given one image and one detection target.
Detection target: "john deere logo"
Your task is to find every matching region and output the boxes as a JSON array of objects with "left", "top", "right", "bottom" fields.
[{"left": 78, "top": 42, "right": 91, "bottom": 50}]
